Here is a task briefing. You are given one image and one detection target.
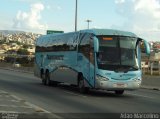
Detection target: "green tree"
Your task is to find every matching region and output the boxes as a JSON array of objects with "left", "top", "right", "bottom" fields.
[
  {"left": 17, "top": 48, "right": 29, "bottom": 55},
  {"left": 23, "top": 44, "right": 31, "bottom": 49}
]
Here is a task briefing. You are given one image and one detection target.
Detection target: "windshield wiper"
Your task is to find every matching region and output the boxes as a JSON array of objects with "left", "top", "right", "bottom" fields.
[
  {"left": 114, "top": 65, "right": 139, "bottom": 73},
  {"left": 124, "top": 65, "right": 139, "bottom": 70}
]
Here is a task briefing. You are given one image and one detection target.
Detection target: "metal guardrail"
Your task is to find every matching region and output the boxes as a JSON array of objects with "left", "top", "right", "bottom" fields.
[
  {"left": 142, "top": 67, "right": 160, "bottom": 75},
  {"left": 142, "top": 60, "right": 160, "bottom": 75}
]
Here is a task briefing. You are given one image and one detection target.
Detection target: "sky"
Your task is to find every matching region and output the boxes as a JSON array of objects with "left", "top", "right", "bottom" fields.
[{"left": 0, "top": 0, "right": 160, "bottom": 41}]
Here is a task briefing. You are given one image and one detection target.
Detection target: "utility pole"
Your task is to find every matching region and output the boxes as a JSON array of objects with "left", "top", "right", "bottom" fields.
[
  {"left": 86, "top": 19, "right": 92, "bottom": 29},
  {"left": 75, "top": 0, "right": 78, "bottom": 32}
]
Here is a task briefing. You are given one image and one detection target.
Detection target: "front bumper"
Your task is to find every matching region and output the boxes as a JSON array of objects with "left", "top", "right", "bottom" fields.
[{"left": 96, "top": 80, "right": 141, "bottom": 91}]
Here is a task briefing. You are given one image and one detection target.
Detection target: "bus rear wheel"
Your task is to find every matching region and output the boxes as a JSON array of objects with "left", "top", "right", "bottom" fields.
[
  {"left": 115, "top": 90, "right": 124, "bottom": 95},
  {"left": 78, "top": 75, "right": 89, "bottom": 94}
]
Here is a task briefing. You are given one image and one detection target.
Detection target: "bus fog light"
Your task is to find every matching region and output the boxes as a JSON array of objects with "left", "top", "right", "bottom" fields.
[{"left": 96, "top": 75, "right": 109, "bottom": 81}]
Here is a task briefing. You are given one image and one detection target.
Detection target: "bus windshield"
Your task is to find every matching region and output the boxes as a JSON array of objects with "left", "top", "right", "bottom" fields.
[{"left": 97, "top": 36, "right": 139, "bottom": 72}]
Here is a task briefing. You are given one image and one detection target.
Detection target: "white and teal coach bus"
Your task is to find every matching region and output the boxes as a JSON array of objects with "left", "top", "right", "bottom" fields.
[{"left": 34, "top": 29, "right": 150, "bottom": 95}]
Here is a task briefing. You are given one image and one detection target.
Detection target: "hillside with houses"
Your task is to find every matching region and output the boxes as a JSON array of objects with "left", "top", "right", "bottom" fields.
[{"left": 0, "top": 30, "right": 41, "bottom": 55}]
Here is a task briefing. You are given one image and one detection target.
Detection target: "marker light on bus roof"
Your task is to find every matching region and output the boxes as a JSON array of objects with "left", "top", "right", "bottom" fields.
[{"left": 102, "top": 37, "right": 113, "bottom": 40}]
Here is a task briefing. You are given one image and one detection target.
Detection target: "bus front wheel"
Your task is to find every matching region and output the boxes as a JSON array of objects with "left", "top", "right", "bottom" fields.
[
  {"left": 115, "top": 90, "right": 124, "bottom": 95},
  {"left": 78, "top": 75, "right": 89, "bottom": 93},
  {"left": 41, "top": 74, "right": 47, "bottom": 85}
]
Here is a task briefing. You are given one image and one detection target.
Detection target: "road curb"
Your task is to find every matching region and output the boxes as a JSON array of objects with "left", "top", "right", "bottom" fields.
[{"left": 0, "top": 67, "right": 33, "bottom": 74}]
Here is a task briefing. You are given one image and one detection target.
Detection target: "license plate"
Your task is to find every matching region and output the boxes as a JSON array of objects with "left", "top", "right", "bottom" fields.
[{"left": 113, "top": 83, "right": 127, "bottom": 88}]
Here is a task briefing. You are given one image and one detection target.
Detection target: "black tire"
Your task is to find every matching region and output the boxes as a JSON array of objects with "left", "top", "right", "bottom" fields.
[
  {"left": 115, "top": 90, "right": 124, "bottom": 95},
  {"left": 42, "top": 78, "right": 46, "bottom": 85},
  {"left": 78, "top": 75, "right": 89, "bottom": 94},
  {"left": 52, "top": 81, "right": 58, "bottom": 87},
  {"left": 41, "top": 72, "right": 46, "bottom": 85},
  {"left": 45, "top": 71, "right": 52, "bottom": 86}
]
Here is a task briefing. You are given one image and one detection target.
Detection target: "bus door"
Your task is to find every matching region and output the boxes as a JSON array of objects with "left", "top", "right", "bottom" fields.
[
  {"left": 89, "top": 39, "right": 95, "bottom": 88},
  {"left": 79, "top": 33, "right": 95, "bottom": 88},
  {"left": 40, "top": 54, "right": 46, "bottom": 68}
]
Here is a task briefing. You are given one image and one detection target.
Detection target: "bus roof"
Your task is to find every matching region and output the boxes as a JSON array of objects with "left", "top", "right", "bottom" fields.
[
  {"left": 80, "top": 29, "right": 137, "bottom": 37},
  {"left": 38, "top": 29, "right": 137, "bottom": 40},
  {"left": 36, "top": 29, "right": 138, "bottom": 46}
]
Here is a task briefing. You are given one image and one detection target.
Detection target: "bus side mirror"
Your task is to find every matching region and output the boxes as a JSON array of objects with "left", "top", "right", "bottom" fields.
[
  {"left": 139, "top": 38, "right": 150, "bottom": 56},
  {"left": 143, "top": 40, "right": 150, "bottom": 55},
  {"left": 94, "top": 37, "right": 99, "bottom": 53}
]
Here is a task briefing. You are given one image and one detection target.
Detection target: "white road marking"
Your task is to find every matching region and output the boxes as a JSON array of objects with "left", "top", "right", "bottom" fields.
[
  {"left": 11, "top": 94, "right": 50, "bottom": 113},
  {"left": 0, "top": 89, "right": 64, "bottom": 119}
]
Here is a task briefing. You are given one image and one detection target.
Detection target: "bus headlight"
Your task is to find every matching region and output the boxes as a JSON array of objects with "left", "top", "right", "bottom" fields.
[
  {"left": 133, "top": 78, "right": 141, "bottom": 81},
  {"left": 96, "top": 75, "right": 109, "bottom": 81}
]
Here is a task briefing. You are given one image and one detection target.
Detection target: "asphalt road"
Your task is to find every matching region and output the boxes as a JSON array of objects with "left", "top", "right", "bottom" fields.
[{"left": 0, "top": 69, "right": 160, "bottom": 118}]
